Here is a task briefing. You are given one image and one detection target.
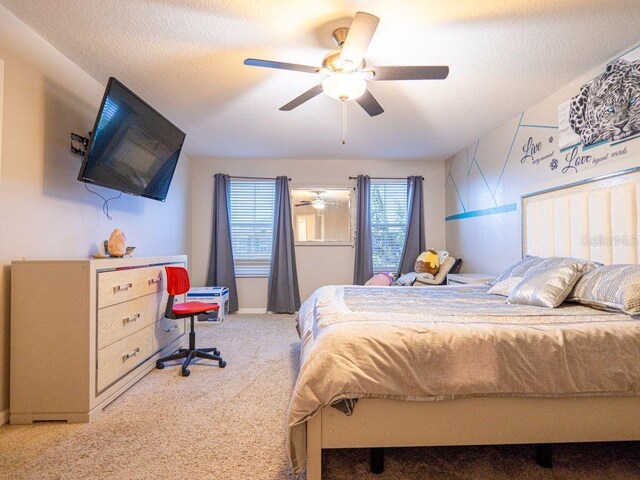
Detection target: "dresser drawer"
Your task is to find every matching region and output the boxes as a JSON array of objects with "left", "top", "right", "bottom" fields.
[
  {"left": 97, "top": 325, "right": 154, "bottom": 392},
  {"left": 98, "top": 266, "right": 165, "bottom": 308},
  {"left": 154, "top": 318, "right": 185, "bottom": 352},
  {"left": 97, "top": 291, "right": 167, "bottom": 349}
]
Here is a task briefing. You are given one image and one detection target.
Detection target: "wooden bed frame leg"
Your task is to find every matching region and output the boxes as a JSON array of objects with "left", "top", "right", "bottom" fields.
[
  {"left": 307, "top": 413, "right": 322, "bottom": 480},
  {"left": 370, "top": 448, "right": 385, "bottom": 474},
  {"left": 535, "top": 443, "right": 553, "bottom": 469}
]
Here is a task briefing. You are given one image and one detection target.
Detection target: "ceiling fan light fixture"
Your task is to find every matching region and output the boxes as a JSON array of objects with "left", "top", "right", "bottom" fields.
[
  {"left": 312, "top": 200, "right": 325, "bottom": 209},
  {"left": 322, "top": 72, "right": 367, "bottom": 101}
]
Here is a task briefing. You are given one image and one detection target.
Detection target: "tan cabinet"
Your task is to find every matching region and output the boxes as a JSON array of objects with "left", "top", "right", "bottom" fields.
[{"left": 10, "top": 255, "right": 187, "bottom": 424}]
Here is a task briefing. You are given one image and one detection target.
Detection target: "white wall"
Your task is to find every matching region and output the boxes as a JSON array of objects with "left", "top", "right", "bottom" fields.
[
  {"left": 0, "top": 5, "right": 191, "bottom": 416},
  {"left": 190, "top": 157, "right": 445, "bottom": 310},
  {"left": 445, "top": 39, "right": 640, "bottom": 275},
  {"left": 0, "top": 59, "right": 3, "bottom": 193}
]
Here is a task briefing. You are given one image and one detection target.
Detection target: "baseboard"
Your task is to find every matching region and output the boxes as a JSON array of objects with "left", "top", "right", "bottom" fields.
[
  {"left": 236, "top": 308, "right": 267, "bottom": 314},
  {"left": 0, "top": 408, "right": 8, "bottom": 425}
]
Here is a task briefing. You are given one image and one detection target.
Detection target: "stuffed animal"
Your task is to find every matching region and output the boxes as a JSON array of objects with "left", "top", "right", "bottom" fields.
[{"left": 415, "top": 249, "right": 440, "bottom": 275}]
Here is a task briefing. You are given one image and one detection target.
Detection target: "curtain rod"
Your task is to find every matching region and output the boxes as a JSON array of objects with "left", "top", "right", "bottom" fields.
[
  {"left": 227, "top": 175, "right": 291, "bottom": 181},
  {"left": 348, "top": 176, "right": 424, "bottom": 180}
]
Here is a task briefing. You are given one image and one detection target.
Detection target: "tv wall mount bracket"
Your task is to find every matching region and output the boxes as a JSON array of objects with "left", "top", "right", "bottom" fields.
[{"left": 70, "top": 132, "right": 90, "bottom": 157}]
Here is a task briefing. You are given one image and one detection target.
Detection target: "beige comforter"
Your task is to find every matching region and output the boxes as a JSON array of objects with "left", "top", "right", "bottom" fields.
[{"left": 288, "top": 284, "right": 640, "bottom": 472}]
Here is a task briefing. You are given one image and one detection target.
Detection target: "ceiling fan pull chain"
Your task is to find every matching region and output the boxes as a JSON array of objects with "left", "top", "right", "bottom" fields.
[{"left": 342, "top": 99, "right": 347, "bottom": 145}]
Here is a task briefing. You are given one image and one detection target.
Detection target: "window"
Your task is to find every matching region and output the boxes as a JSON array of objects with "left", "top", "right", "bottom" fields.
[
  {"left": 229, "top": 180, "right": 275, "bottom": 277},
  {"left": 370, "top": 181, "right": 408, "bottom": 273}
]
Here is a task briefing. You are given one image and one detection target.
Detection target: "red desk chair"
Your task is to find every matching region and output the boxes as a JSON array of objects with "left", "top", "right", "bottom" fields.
[{"left": 156, "top": 266, "right": 226, "bottom": 376}]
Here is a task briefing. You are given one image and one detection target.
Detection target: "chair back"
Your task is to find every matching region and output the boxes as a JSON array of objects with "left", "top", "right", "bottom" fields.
[
  {"left": 165, "top": 266, "right": 191, "bottom": 296},
  {"left": 450, "top": 258, "right": 463, "bottom": 275}
]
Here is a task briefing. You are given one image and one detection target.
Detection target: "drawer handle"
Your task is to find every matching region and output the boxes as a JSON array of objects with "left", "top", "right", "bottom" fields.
[
  {"left": 114, "top": 283, "right": 133, "bottom": 293},
  {"left": 122, "top": 348, "right": 140, "bottom": 362},
  {"left": 164, "top": 325, "right": 178, "bottom": 333},
  {"left": 122, "top": 313, "right": 141, "bottom": 325},
  {"left": 148, "top": 276, "right": 162, "bottom": 286}
]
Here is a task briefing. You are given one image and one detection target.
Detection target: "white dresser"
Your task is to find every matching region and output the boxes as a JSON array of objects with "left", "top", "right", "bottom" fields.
[{"left": 10, "top": 255, "right": 187, "bottom": 424}]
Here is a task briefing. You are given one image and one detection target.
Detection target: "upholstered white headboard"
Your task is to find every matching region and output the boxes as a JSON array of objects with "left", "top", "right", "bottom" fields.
[{"left": 522, "top": 168, "right": 640, "bottom": 265}]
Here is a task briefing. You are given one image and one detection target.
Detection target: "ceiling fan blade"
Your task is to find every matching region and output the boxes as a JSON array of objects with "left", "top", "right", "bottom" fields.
[
  {"left": 356, "top": 88, "right": 384, "bottom": 117},
  {"left": 339, "top": 12, "right": 380, "bottom": 69},
  {"left": 244, "top": 58, "right": 321, "bottom": 74},
  {"left": 279, "top": 84, "right": 324, "bottom": 111},
  {"left": 295, "top": 202, "right": 312, "bottom": 207},
  {"left": 369, "top": 65, "right": 450, "bottom": 81}
]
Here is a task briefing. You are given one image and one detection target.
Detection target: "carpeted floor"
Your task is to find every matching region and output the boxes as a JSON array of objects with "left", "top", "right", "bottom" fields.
[{"left": 0, "top": 314, "right": 638, "bottom": 479}]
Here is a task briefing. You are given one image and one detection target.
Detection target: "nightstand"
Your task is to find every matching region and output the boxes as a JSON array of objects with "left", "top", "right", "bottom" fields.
[{"left": 447, "top": 273, "right": 495, "bottom": 286}]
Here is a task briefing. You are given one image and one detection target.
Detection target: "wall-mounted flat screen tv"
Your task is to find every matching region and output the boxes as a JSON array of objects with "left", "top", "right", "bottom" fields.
[{"left": 77, "top": 77, "right": 186, "bottom": 202}]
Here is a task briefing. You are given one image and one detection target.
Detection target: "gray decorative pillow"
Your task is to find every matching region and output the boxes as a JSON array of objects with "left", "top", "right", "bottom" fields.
[
  {"left": 568, "top": 265, "right": 640, "bottom": 314},
  {"left": 507, "top": 264, "right": 583, "bottom": 308},
  {"left": 524, "top": 256, "right": 601, "bottom": 277},
  {"left": 492, "top": 256, "right": 543, "bottom": 285},
  {"left": 487, "top": 276, "right": 523, "bottom": 296}
]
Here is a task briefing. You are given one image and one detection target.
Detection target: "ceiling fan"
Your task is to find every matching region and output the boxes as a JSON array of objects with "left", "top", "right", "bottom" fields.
[
  {"left": 244, "top": 12, "right": 449, "bottom": 118},
  {"left": 294, "top": 191, "right": 337, "bottom": 210}
]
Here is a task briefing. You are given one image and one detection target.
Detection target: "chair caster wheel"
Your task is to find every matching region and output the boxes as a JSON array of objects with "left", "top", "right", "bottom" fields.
[
  {"left": 181, "top": 368, "right": 190, "bottom": 377},
  {"left": 156, "top": 362, "right": 165, "bottom": 370},
  {"left": 214, "top": 349, "right": 220, "bottom": 356},
  {"left": 219, "top": 360, "right": 227, "bottom": 368}
]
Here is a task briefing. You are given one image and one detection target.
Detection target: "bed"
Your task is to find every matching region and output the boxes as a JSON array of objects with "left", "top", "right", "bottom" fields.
[{"left": 289, "top": 167, "right": 640, "bottom": 479}]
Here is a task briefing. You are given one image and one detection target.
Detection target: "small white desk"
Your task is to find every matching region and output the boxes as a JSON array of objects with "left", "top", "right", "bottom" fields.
[{"left": 447, "top": 273, "right": 495, "bottom": 285}]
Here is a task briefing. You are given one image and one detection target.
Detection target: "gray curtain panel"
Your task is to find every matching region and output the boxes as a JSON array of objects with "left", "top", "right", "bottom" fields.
[
  {"left": 353, "top": 175, "right": 373, "bottom": 285},
  {"left": 397, "top": 175, "right": 426, "bottom": 277},
  {"left": 267, "top": 176, "right": 301, "bottom": 313},
  {"left": 206, "top": 174, "right": 239, "bottom": 312}
]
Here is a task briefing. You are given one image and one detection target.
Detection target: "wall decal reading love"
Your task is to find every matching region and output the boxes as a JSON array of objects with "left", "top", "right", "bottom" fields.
[{"left": 562, "top": 147, "right": 593, "bottom": 174}]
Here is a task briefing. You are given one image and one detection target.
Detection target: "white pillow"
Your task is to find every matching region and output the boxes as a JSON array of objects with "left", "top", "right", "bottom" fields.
[
  {"left": 396, "top": 272, "right": 417, "bottom": 286},
  {"left": 487, "top": 276, "right": 523, "bottom": 296}
]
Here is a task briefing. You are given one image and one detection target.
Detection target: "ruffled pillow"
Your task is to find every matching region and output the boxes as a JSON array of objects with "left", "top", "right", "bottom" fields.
[
  {"left": 568, "top": 265, "right": 640, "bottom": 314},
  {"left": 492, "top": 256, "right": 600, "bottom": 286},
  {"left": 491, "top": 256, "right": 542, "bottom": 285},
  {"left": 524, "top": 256, "right": 601, "bottom": 277}
]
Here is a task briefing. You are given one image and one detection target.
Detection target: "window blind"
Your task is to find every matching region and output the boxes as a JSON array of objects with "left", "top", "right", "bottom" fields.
[
  {"left": 229, "top": 180, "right": 275, "bottom": 277},
  {"left": 370, "top": 181, "right": 408, "bottom": 273}
]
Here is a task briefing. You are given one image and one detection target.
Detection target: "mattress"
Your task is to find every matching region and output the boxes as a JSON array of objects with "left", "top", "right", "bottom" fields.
[{"left": 288, "top": 284, "right": 640, "bottom": 471}]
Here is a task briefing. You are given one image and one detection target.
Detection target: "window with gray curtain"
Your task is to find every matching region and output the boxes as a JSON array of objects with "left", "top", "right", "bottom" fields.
[
  {"left": 229, "top": 180, "right": 276, "bottom": 277},
  {"left": 353, "top": 175, "right": 373, "bottom": 285},
  {"left": 267, "top": 176, "right": 300, "bottom": 313},
  {"left": 207, "top": 174, "right": 238, "bottom": 312},
  {"left": 371, "top": 181, "right": 408, "bottom": 273}
]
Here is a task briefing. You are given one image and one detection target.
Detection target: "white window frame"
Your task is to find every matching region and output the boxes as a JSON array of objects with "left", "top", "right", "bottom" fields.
[
  {"left": 229, "top": 179, "right": 275, "bottom": 277},
  {"left": 370, "top": 180, "right": 408, "bottom": 274}
]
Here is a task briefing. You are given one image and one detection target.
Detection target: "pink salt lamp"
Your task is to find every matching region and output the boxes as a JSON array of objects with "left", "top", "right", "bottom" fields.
[{"left": 107, "top": 229, "right": 126, "bottom": 257}]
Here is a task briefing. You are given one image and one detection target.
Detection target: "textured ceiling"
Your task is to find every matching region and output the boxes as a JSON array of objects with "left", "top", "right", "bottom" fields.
[{"left": 3, "top": 0, "right": 640, "bottom": 160}]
